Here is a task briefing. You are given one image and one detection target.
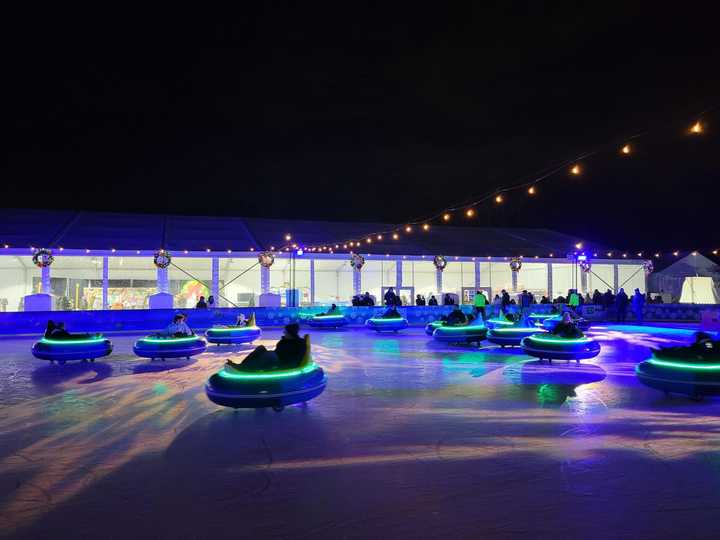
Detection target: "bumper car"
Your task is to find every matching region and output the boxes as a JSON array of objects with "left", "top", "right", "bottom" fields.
[
  {"left": 133, "top": 335, "right": 207, "bottom": 360},
  {"left": 366, "top": 316, "right": 408, "bottom": 332},
  {"left": 425, "top": 320, "right": 444, "bottom": 335},
  {"left": 307, "top": 313, "right": 348, "bottom": 328},
  {"left": 31, "top": 336, "right": 113, "bottom": 364},
  {"left": 521, "top": 333, "right": 601, "bottom": 362},
  {"left": 487, "top": 326, "right": 545, "bottom": 347},
  {"left": 206, "top": 314, "right": 262, "bottom": 345},
  {"left": 636, "top": 345, "right": 720, "bottom": 398},
  {"left": 485, "top": 317, "right": 517, "bottom": 329},
  {"left": 432, "top": 323, "right": 487, "bottom": 344},
  {"left": 205, "top": 335, "right": 326, "bottom": 411},
  {"left": 528, "top": 313, "right": 556, "bottom": 327},
  {"left": 543, "top": 315, "right": 591, "bottom": 332}
]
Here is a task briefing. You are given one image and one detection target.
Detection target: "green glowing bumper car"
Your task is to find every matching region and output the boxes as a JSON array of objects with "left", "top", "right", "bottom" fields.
[
  {"left": 205, "top": 335, "right": 326, "bottom": 411},
  {"left": 487, "top": 326, "right": 545, "bottom": 347},
  {"left": 206, "top": 314, "right": 262, "bottom": 344},
  {"left": 366, "top": 316, "right": 408, "bottom": 332},
  {"left": 521, "top": 334, "right": 600, "bottom": 362},
  {"left": 425, "top": 320, "right": 444, "bottom": 335},
  {"left": 133, "top": 335, "right": 207, "bottom": 360},
  {"left": 308, "top": 313, "right": 348, "bottom": 328},
  {"left": 432, "top": 323, "right": 488, "bottom": 344},
  {"left": 32, "top": 336, "right": 113, "bottom": 364},
  {"left": 485, "top": 317, "right": 517, "bottom": 329},
  {"left": 636, "top": 346, "right": 720, "bottom": 398}
]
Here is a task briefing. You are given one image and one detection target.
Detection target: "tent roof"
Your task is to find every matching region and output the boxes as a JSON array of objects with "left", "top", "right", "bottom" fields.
[
  {"left": 653, "top": 253, "right": 720, "bottom": 278},
  {"left": 0, "top": 208, "right": 608, "bottom": 257}
]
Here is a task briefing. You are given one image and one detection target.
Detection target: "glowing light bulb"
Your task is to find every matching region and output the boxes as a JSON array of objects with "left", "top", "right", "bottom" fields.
[
  {"left": 527, "top": 186, "right": 536, "bottom": 195},
  {"left": 636, "top": 252, "right": 642, "bottom": 257},
  {"left": 284, "top": 234, "right": 292, "bottom": 241},
  {"left": 442, "top": 213, "right": 451, "bottom": 222},
  {"left": 570, "top": 164, "right": 581, "bottom": 175},
  {"left": 227, "top": 249, "right": 232, "bottom": 253},
  {"left": 405, "top": 226, "right": 412, "bottom": 233},
  {"left": 376, "top": 235, "right": 383, "bottom": 241},
  {"left": 366, "top": 238, "right": 372, "bottom": 244},
  {"left": 422, "top": 223, "right": 430, "bottom": 231},
  {"left": 655, "top": 253, "right": 660, "bottom": 258},
  {"left": 607, "top": 252, "right": 612, "bottom": 257},
  {"left": 713, "top": 250, "right": 719, "bottom": 255},
  {"left": 495, "top": 194, "right": 503, "bottom": 203},
  {"left": 335, "top": 244, "right": 339, "bottom": 249},
  {"left": 673, "top": 251, "right": 679, "bottom": 256},
  {"left": 549, "top": 253, "right": 554, "bottom": 257},
  {"left": 575, "top": 242, "right": 583, "bottom": 249},
  {"left": 690, "top": 121, "right": 703, "bottom": 134},
  {"left": 623, "top": 253, "right": 628, "bottom": 258},
  {"left": 621, "top": 144, "right": 631, "bottom": 155},
  {"left": 343, "top": 244, "right": 348, "bottom": 249},
  {"left": 59, "top": 247, "right": 64, "bottom": 251},
  {"left": 466, "top": 208, "right": 475, "bottom": 217},
  {"left": 111, "top": 248, "right": 116, "bottom": 253},
  {"left": 392, "top": 233, "right": 399, "bottom": 240},
  {"left": 692, "top": 251, "right": 698, "bottom": 256},
  {"left": 250, "top": 247, "right": 255, "bottom": 251}
]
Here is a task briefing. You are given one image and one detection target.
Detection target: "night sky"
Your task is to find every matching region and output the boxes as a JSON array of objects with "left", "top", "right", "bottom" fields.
[{"left": 4, "top": 5, "right": 719, "bottom": 251}]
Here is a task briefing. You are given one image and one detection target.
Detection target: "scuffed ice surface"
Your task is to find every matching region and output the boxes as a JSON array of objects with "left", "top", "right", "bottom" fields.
[{"left": 1, "top": 325, "right": 720, "bottom": 539}]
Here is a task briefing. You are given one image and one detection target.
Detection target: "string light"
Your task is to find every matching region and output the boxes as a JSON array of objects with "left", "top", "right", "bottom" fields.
[
  {"left": 422, "top": 223, "right": 430, "bottom": 231},
  {"left": 404, "top": 225, "right": 412, "bottom": 233},
  {"left": 343, "top": 244, "right": 348, "bottom": 249},
  {"left": 621, "top": 144, "right": 631, "bottom": 155},
  {"left": 335, "top": 244, "right": 340, "bottom": 249},
  {"left": 392, "top": 233, "right": 399, "bottom": 240},
  {"left": 527, "top": 186, "right": 536, "bottom": 195},
  {"left": 376, "top": 234, "right": 383, "bottom": 241},
  {"left": 495, "top": 194, "right": 503, "bottom": 204},
  {"left": 366, "top": 238, "right": 372, "bottom": 244},
  {"left": 284, "top": 234, "right": 292, "bottom": 241},
  {"left": 466, "top": 208, "right": 475, "bottom": 217},
  {"left": 672, "top": 251, "right": 679, "bottom": 256},
  {"left": 690, "top": 121, "right": 703, "bottom": 134},
  {"left": 570, "top": 164, "right": 581, "bottom": 175},
  {"left": 442, "top": 213, "right": 451, "bottom": 222}
]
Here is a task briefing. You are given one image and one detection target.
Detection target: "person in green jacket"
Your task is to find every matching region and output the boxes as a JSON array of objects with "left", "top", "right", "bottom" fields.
[
  {"left": 473, "top": 290, "right": 487, "bottom": 320},
  {"left": 567, "top": 289, "right": 580, "bottom": 316}
]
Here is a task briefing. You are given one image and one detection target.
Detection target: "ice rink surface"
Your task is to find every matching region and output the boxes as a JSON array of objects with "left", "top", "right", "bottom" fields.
[{"left": 1, "top": 324, "right": 720, "bottom": 539}]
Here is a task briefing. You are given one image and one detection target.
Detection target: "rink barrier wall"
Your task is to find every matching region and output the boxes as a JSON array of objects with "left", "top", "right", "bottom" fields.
[{"left": 0, "top": 303, "right": 713, "bottom": 337}]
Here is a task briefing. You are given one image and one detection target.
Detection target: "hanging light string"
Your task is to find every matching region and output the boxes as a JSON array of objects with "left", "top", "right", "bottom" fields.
[{"left": 265, "top": 108, "right": 713, "bottom": 256}]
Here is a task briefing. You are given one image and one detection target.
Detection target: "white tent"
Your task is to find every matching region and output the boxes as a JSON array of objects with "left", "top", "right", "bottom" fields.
[
  {"left": 679, "top": 276, "right": 720, "bottom": 304},
  {"left": 650, "top": 253, "right": 720, "bottom": 301}
]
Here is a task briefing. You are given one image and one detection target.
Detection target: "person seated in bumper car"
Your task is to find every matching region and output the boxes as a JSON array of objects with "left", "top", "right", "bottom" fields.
[
  {"left": 551, "top": 312, "right": 584, "bottom": 339},
  {"left": 446, "top": 306, "right": 468, "bottom": 326},
  {"left": 162, "top": 314, "right": 193, "bottom": 337},
  {"left": 226, "top": 323, "right": 306, "bottom": 372}
]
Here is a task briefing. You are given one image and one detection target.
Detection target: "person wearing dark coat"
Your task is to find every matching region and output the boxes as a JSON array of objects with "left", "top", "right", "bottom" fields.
[
  {"left": 227, "top": 323, "right": 306, "bottom": 371},
  {"left": 428, "top": 295, "right": 438, "bottom": 306},
  {"left": 384, "top": 287, "right": 397, "bottom": 307},
  {"left": 552, "top": 312, "right": 584, "bottom": 338},
  {"left": 446, "top": 306, "right": 468, "bottom": 326},
  {"left": 615, "top": 288, "right": 629, "bottom": 323}
]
